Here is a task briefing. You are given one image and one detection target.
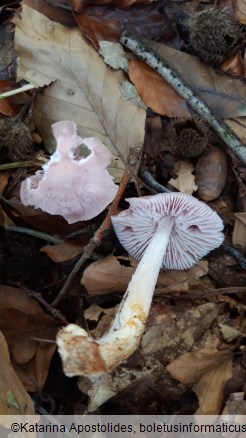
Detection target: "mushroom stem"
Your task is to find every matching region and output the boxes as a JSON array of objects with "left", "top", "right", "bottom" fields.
[
  {"left": 112, "top": 216, "right": 174, "bottom": 327},
  {"left": 57, "top": 216, "right": 174, "bottom": 377}
]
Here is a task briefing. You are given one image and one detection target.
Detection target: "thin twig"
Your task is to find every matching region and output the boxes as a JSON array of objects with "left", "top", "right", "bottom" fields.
[
  {"left": 4, "top": 225, "right": 63, "bottom": 244},
  {"left": 52, "top": 147, "right": 142, "bottom": 306},
  {"left": 222, "top": 243, "right": 246, "bottom": 270},
  {"left": 140, "top": 166, "right": 171, "bottom": 193},
  {"left": 120, "top": 32, "right": 246, "bottom": 165},
  {"left": 0, "top": 83, "right": 36, "bottom": 99},
  {"left": 8, "top": 281, "right": 69, "bottom": 325},
  {"left": 4, "top": 224, "right": 102, "bottom": 261}
]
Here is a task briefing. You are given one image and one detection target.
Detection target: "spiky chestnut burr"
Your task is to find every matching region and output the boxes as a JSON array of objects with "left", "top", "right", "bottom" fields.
[
  {"left": 0, "top": 117, "right": 34, "bottom": 162},
  {"left": 167, "top": 117, "right": 209, "bottom": 157},
  {"left": 188, "top": 9, "right": 243, "bottom": 65}
]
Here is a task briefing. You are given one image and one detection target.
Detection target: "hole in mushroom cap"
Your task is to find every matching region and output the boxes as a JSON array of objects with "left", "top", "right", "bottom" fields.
[
  {"left": 123, "top": 226, "right": 133, "bottom": 233},
  {"left": 188, "top": 224, "right": 200, "bottom": 232},
  {"left": 72, "top": 143, "right": 91, "bottom": 161}
]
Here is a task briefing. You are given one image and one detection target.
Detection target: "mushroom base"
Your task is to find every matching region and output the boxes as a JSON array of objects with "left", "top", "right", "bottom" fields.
[{"left": 57, "top": 217, "right": 174, "bottom": 377}]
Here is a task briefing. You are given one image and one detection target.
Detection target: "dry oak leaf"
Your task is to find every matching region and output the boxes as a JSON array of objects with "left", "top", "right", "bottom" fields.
[
  {"left": 15, "top": 4, "right": 146, "bottom": 182},
  {"left": 41, "top": 237, "right": 88, "bottom": 262},
  {"left": 129, "top": 60, "right": 189, "bottom": 118},
  {"left": 166, "top": 347, "right": 232, "bottom": 385},
  {"left": 194, "top": 355, "right": 232, "bottom": 415},
  {"left": 0, "top": 330, "right": 34, "bottom": 417},
  {"left": 81, "top": 255, "right": 208, "bottom": 295},
  {"left": 0, "top": 285, "right": 58, "bottom": 389}
]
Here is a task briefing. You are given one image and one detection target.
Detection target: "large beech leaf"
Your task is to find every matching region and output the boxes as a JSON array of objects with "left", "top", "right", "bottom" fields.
[{"left": 15, "top": 4, "right": 146, "bottom": 181}]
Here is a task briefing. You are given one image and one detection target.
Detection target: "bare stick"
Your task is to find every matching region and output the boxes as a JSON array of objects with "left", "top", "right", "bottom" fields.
[
  {"left": 4, "top": 225, "right": 63, "bottom": 244},
  {"left": 8, "top": 281, "right": 69, "bottom": 325},
  {"left": 0, "top": 83, "right": 36, "bottom": 99},
  {"left": 52, "top": 147, "right": 142, "bottom": 307},
  {"left": 140, "top": 166, "right": 171, "bottom": 193},
  {"left": 120, "top": 32, "right": 246, "bottom": 165}
]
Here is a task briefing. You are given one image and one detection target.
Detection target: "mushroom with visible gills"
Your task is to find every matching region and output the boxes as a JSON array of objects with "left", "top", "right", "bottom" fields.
[{"left": 57, "top": 192, "right": 224, "bottom": 377}]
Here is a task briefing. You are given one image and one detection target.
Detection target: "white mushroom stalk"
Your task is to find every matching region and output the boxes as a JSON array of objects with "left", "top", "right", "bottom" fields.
[{"left": 57, "top": 193, "right": 224, "bottom": 377}]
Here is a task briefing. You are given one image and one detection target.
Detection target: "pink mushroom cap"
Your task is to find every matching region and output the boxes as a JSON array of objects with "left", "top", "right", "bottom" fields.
[
  {"left": 111, "top": 192, "right": 224, "bottom": 270},
  {"left": 20, "top": 121, "right": 118, "bottom": 224}
]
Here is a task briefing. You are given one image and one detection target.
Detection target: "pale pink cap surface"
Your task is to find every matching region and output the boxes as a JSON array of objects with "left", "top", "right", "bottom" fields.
[
  {"left": 20, "top": 121, "right": 118, "bottom": 224},
  {"left": 111, "top": 193, "right": 224, "bottom": 270}
]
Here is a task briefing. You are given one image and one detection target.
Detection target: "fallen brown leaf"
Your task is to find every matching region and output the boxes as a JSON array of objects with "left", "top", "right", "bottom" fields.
[
  {"left": 220, "top": 52, "right": 244, "bottom": 77},
  {"left": 74, "top": 13, "right": 119, "bottom": 48},
  {"left": 129, "top": 60, "right": 189, "bottom": 118},
  {"left": 25, "top": 0, "right": 76, "bottom": 26},
  {"left": 0, "top": 285, "right": 59, "bottom": 390},
  {"left": 73, "top": 3, "right": 170, "bottom": 49},
  {"left": 81, "top": 255, "right": 208, "bottom": 295},
  {"left": 41, "top": 237, "right": 88, "bottom": 262},
  {"left": 0, "top": 330, "right": 34, "bottom": 415},
  {"left": 25, "top": 342, "right": 57, "bottom": 391},
  {"left": 0, "top": 80, "right": 18, "bottom": 117},
  {"left": 194, "top": 355, "right": 232, "bottom": 414},
  {"left": 166, "top": 348, "right": 232, "bottom": 385}
]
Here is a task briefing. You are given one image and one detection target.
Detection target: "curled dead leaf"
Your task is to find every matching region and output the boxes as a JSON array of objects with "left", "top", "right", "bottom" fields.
[
  {"left": 166, "top": 348, "right": 232, "bottom": 385},
  {"left": 220, "top": 53, "right": 245, "bottom": 77},
  {"left": 0, "top": 285, "right": 59, "bottom": 390},
  {"left": 0, "top": 331, "right": 34, "bottom": 416},
  {"left": 194, "top": 356, "right": 232, "bottom": 415},
  {"left": 41, "top": 237, "right": 88, "bottom": 262},
  {"left": 129, "top": 60, "right": 190, "bottom": 118}
]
